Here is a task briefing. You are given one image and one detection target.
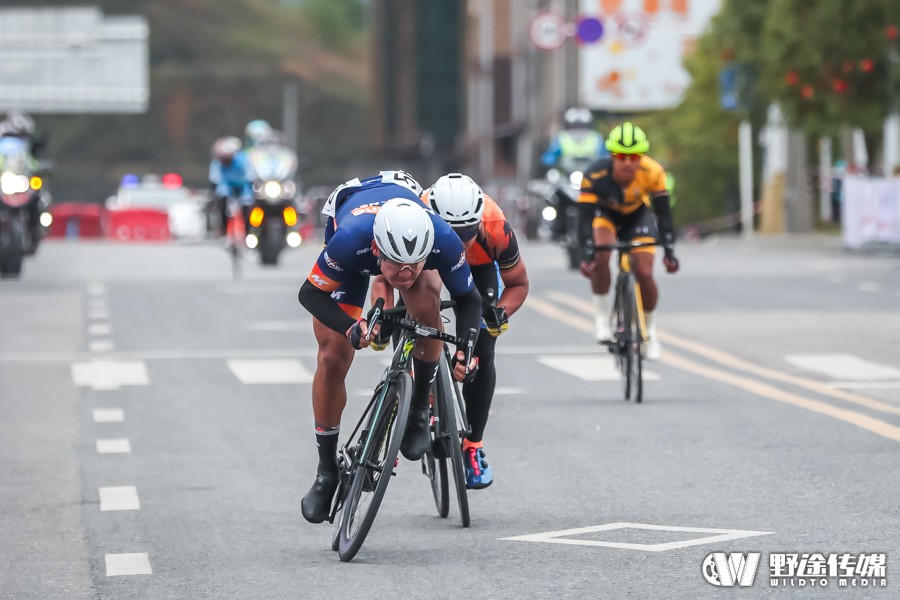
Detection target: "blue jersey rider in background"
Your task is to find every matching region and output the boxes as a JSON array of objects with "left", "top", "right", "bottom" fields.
[{"left": 209, "top": 136, "right": 255, "bottom": 236}]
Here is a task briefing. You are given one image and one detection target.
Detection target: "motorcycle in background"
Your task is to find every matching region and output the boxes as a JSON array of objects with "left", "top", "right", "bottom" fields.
[
  {"left": 0, "top": 136, "right": 50, "bottom": 277},
  {"left": 246, "top": 143, "right": 302, "bottom": 265},
  {"left": 540, "top": 156, "right": 592, "bottom": 270}
]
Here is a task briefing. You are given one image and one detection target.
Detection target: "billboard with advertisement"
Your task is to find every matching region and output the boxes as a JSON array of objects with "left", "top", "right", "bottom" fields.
[{"left": 578, "top": 0, "right": 722, "bottom": 111}]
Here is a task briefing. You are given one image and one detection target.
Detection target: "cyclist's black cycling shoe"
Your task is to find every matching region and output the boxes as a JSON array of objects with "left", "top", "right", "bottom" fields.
[
  {"left": 300, "top": 470, "right": 339, "bottom": 524},
  {"left": 400, "top": 408, "right": 431, "bottom": 461}
]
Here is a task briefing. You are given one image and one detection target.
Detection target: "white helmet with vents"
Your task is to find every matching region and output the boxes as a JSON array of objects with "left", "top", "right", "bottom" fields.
[
  {"left": 428, "top": 173, "right": 485, "bottom": 227},
  {"left": 373, "top": 198, "right": 435, "bottom": 263}
]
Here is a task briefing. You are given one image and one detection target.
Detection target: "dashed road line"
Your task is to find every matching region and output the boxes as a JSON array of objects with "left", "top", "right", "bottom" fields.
[
  {"left": 785, "top": 354, "right": 900, "bottom": 381},
  {"left": 105, "top": 553, "right": 151, "bottom": 576},
  {"left": 71, "top": 360, "right": 149, "bottom": 390},
  {"left": 537, "top": 355, "right": 660, "bottom": 381},
  {"left": 88, "top": 323, "right": 112, "bottom": 336},
  {"left": 93, "top": 408, "right": 125, "bottom": 423},
  {"left": 89, "top": 339, "right": 115, "bottom": 353},
  {"left": 96, "top": 439, "right": 132, "bottom": 454},
  {"left": 99, "top": 486, "right": 140, "bottom": 511},
  {"left": 226, "top": 358, "right": 313, "bottom": 384}
]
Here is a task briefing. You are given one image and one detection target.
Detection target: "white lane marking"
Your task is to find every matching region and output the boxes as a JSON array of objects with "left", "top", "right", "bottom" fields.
[
  {"left": 786, "top": 354, "right": 900, "bottom": 381},
  {"left": 99, "top": 486, "right": 140, "bottom": 511},
  {"left": 93, "top": 408, "right": 125, "bottom": 423},
  {"left": 89, "top": 339, "right": 115, "bottom": 353},
  {"left": 71, "top": 361, "right": 149, "bottom": 390},
  {"left": 500, "top": 522, "right": 773, "bottom": 552},
  {"left": 105, "top": 553, "right": 152, "bottom": 576},
  {"left": 828, "top": 381, "right": 900, "bottom": 390},
  {"left": 96, "top": 439, "right": 131, "bottom": 454},
  {"left": 227, "top": 359, "right": 313, "bottom": 384},
  {"left": 88, "top": 323, "right": 112, "bottom": 336},
  {"left": 494, "top": 387, "right": 525, "bottom": 395},
  {"left": 87, "top": 283, "right": 107, "bottom": 296},
  {"left": 537, "top": 355, "right": 660, "bottom": 381},
  {"left": 245, "top": 320, "right": 311, "bottom": 332},
  {"left": 858, "top": 281, "right": 880, "bottom": 292},
  {"left": 89, "top": 308, "right": 110, "bottom": 320},
  {"left": 87, "top": 298, "right": 107, "bottom": 311},
  {"left": 1, "top": 345, "right": 604, "bottom": 363}
]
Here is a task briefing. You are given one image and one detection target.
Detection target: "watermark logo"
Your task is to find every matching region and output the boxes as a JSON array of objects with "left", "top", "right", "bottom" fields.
[
  {"left": 702, "top": 552, "right": 761, "bottom": 587},
  {"left": 770, "top": 553, "right": 887, "bottom": 588},
  {"left": 702, "top": 552, "right": 888, "bottom": 589}
]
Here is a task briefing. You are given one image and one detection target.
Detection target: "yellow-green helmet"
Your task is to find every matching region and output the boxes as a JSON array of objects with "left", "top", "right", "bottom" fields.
[{"left": 605, "top": 122, "right": 649, "bottom": 154}]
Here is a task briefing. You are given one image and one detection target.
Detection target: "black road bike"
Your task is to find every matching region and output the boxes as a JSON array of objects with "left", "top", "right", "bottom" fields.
[
  {"left": 328, "top": 298, "right": 477, "bottom": 562},
  {"left": 595, "top": 241, "right": 661, "bottom": 404}
]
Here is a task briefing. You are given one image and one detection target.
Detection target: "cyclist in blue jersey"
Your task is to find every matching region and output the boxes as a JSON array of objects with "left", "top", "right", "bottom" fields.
[
  {"left": 209, "top": 136, "right": 255, "bottom": 235},
  {"left": 296, "top": 170, "right": 483, "bottom": 524}
]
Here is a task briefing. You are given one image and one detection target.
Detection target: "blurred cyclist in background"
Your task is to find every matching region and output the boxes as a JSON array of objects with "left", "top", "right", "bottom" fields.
[
  {"left": 541, "top": 106, "right": 606, "bottom": 172},
  {"left": 244, "top": 119, "right": 287, "bottom": 148},
  {"left": 209, "top": 136, "right": 255, "bottom": 235},
  {"left": 0, "top": 111, "right": 46, "bottom": 159}
]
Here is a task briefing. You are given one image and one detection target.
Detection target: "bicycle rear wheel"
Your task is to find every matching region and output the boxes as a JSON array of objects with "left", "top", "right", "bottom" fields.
[
  {"left": 435, "top": 350, "right": 470, "bottom": 528},
  {"left": 422, "top": 411, "right": 450, "bottom": 518},
  {"left": 337, "top": 371, "right": 412, "bottom": 562}
]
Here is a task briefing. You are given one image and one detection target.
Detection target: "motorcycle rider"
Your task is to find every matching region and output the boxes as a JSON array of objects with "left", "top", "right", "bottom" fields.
[
  {"left": 540, "top": 107, "right": 607, "bottom": 241},
  {"left": 209, "top": 136, "right": 255, "bottom": 235},
  {"left": 0, "top": 111, "right": 47, "bottom": 246}
]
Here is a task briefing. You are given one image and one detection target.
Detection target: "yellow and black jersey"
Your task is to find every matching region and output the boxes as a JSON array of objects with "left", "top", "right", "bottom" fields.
[{"left": 578, "top": 155, "right": 668, "bottom": 215}]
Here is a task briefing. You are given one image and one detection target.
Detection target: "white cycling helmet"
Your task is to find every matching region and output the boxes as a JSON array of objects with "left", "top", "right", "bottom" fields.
[
  {"left": 428, "top": 173, "right": 485, "bottom": 227},
  {"left": 373, "top": 198, "right": 435, "bottom": 263}
]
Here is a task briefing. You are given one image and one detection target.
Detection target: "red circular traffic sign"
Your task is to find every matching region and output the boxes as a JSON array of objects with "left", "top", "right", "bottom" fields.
[{"left": 530, "top": 12, "right": 567, "bottom": 51}]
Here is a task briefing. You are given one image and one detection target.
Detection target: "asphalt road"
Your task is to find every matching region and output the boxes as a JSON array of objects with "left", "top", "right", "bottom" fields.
[{"left": 1, "top": 234, "right": 898, "bottom": 599}]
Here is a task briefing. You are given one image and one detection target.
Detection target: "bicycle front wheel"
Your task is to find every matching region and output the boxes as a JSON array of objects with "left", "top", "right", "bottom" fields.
[
  {"left": 615, "top": 280, "right": 633, "bottom": 401},
  {"left": 435, "top": 350, "right": 470, "bottom": 527},
  {"left": 337, "top": 371, "right": 412, "bottom": 562}
]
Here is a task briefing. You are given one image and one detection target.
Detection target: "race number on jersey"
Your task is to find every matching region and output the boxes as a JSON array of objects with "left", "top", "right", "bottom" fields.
[
  {"left": 379, "top": 170, "right": 422, "bottom": 196},
  {"left": 322, "top": 177, "right": 362, "bottom": 218}
]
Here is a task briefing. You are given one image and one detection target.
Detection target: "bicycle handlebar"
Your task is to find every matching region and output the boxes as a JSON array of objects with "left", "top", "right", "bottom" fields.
[
  {"left": 592, "top": 241, "right": 665, "bottom": 252},
  {"left": 365, "top": 297, "right": 477, "bottom": 377}
]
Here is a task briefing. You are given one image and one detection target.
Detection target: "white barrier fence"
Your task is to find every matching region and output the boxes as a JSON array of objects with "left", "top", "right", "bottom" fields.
[{"left": 842, "top": 177, "right": 900, "bottom": 249}]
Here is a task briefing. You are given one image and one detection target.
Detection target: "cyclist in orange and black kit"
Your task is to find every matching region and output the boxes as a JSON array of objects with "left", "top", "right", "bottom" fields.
[
  {"left": 576, "top": 122, "right": 679, "bottom": 360},
  {"left": 371, "top": 173, "right": 529, "bottom": 488}
]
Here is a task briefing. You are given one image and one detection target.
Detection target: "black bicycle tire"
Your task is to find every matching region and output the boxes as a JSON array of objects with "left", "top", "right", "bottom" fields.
[
  {"left": 617, "top": 277, "right": 633, "bottom": 401},
  {"left": 630, "top": 287, "right": 644, "bottom": 403},
  {"left": 423, "top": 446, "right": 450, "bottom": 518},
  {"left": 436, "top": 354, "right": 470, "bottom": 528},
  {"left": 337, "top": 371, "right": 412, "bottom": 562}
]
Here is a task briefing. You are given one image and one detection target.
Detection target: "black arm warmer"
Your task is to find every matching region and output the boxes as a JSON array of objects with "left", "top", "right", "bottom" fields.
[
  {"left": 651, "top": 194, "right": 675, "bottom": 241},
  {"left": 453, "top": 287, "right": 484, "bottom": 350},
  {"left": 298, "top": 279, "right": 356, "bottom": 336},
  {"left": 576, "top": 202, "right": 597, "bottom": 250}
]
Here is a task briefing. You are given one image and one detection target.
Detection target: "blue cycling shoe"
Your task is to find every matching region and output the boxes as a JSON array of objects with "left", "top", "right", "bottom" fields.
[{"left": 464, "top": 447, "right": 493, "bottom": 489}]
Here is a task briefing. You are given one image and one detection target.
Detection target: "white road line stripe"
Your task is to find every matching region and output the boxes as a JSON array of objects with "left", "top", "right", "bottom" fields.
[
  {"left": 227, "top": 359, "right": 313, "bottom": 384},
  {"left": 786, "top": 354, "right": 900, "bottom": 381},
  {"left": 87, "top": 298, "right": 107, "bottom": 311},
  {"left": 71, "top": 361, "right": 149, "bottom": 390},
  {"left": 99, "top": 486, "right": 140, "bottom": 511},
  {"left": 105, "top": 553, "right": 151, "bottom": 576},
  {"left": 501, "top": 522, "right": 773, "bottom": 552},
  {"left": 88, "top": 323, "right": 112, "bottom": 336},
  {"left": 1, "top": 345, "right": 604, "bottom": 363},
  {"left": 245, "top": 320, "right": 311, "bottom": 332},
  {"left": 537, "top": 355, "right": 660, "bottom": 381},
  {"left": 96, "top": 439, "right": 131, "bottom": 454},
  {"left": 87, "top": 283, "right": 107, "bottom": 296},
  {"left": 89, "top": 309, "right": 110, "bottom": 320},
  {"left": 93, "top": 408, "right": 125, "bottom": 423},
  {"left": 89, "top": 339, "right": 115, "bottom": 353},
  {"left": 858, "top": 281, "right": 881, "bottom": 292}
]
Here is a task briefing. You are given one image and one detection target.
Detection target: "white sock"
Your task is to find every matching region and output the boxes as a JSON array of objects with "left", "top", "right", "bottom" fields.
[
  {"left": 592, "top": 294, "right": 611, "bottom": 321},
  {"left": 644, "top": 310, "right": 656, "bottom": 337}
]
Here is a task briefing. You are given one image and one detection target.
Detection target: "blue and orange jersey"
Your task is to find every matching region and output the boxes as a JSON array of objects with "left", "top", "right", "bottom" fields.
[{"left": 306, "top": 172, "right": 474, "bottom": 298}]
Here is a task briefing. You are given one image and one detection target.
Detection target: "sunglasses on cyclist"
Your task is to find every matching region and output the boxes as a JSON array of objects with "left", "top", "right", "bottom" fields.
[
  {"left": 611, "top": 153, "right": 642, "bottom": 163},
  {"left": 453, "top": 224, "right": 480, "bottom": 242},
  {"left": 379, "top": 256, "right": 422, "bottom": 272}
]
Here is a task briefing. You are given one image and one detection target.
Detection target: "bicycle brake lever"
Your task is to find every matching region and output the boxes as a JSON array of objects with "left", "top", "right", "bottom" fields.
[
  {"left": 464, "top": 327, "right": 477, "bottom": 376},
  {"left": 365, "top": 297, "right": 385, "bottom": 341}
]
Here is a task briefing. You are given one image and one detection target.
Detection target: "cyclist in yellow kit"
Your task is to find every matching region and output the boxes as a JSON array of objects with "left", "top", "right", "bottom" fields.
[{"left": 576, "top": 123, "right": 679, "bottom": 360}]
